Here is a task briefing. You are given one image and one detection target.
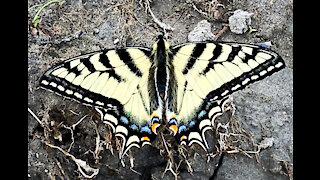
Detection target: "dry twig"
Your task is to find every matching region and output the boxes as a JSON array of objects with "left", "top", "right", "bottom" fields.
[
  {"left": 214, "top": 25, "right": 229, "bottom": 41},
  {"left": 145, "top": 0, "right": 174, "bottom": 31},
  {"left": 44, "top": 141, "right": 99, "bottom": 178},
  {"left": 159, "top": 132, "right": 178, "bottom": 180}
]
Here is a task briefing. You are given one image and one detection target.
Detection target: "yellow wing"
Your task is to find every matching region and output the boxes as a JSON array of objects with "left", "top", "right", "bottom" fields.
[
  {"left": 40, "top": 47, "right": 156, "bottom": 159},
  {"left": 168, "top": 42, "right": 285, "bottom": 151}
]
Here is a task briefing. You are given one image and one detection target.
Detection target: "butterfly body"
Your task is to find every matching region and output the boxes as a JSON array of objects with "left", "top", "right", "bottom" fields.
[{"left": 40, "top": 35, "right": 285, "bottom": 159}]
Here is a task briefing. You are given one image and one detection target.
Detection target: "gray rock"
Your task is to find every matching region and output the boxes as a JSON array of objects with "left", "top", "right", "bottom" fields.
[
  {"left": 228, "top": 9, "right": 254, "bottom": 34},
  {"left": 188, "top": 20, "right": 215, "bottom": 42}
]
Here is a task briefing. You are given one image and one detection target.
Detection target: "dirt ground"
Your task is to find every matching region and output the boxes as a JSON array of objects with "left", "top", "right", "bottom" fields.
[{"left": 28, "top": 0, "right": 293, "bottom": 179}]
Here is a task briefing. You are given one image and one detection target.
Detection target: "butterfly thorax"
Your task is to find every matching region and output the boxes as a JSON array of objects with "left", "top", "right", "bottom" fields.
[{"left": 152, "top": 37, "right": 172, "bottom": 101}]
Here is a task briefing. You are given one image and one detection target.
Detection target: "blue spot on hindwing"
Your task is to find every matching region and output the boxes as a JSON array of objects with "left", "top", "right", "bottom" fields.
[
  {"left": 168, "top": 118, "right": 177, "bottom": 125},
  {"left": 140, "top": 125, "right": 152, "bottom": 134},
  {"left": 189, "top": 121, "right": 195, "bottom": 128},
  {"left": 197, "top": 110, "right": 206, "bottom": 119},
  {"left": 130, "top": 124, "right": 138, "bottom": 130},
  {"left": 120, "top": 116, "right": 129, "bottom": 124},
  {"left": 151, "top": 117, "right": 160, "bottom": 124},
  {"left": 178, "top": 125, "right": 187, "bottom": 133}
]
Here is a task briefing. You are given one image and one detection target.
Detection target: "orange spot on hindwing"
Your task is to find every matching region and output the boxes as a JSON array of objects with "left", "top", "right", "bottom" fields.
[
  {"left": 180, "top": 135, "right": 187, "bottom": 141},
  {"left": 151, "top": 123, "right": 160, "bottom": 134},
  {"left": 142, "top": 136, "right": 150, "bottom": 141},
  {"left": 169, "top": 125, "right": 178, "bottom": 136}
]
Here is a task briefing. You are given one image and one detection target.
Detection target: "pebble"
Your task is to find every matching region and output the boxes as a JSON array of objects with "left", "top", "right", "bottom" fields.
[
  {"left": 93, "top": 28, "right": 99, "bottom": 34},
  {"left": 228, "top": 9, "right": 254, "bottom": 34},
  {"left": 188, "top": 20, "right": 215, "bottom": 42}
]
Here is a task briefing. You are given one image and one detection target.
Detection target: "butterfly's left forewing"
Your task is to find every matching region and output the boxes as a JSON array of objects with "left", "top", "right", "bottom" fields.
[
  {"left": 40, "top": 47, "right": 157, "bottom": 159},
  {"left": 168, "top": 42, "right": 285, "bottom": 151}
]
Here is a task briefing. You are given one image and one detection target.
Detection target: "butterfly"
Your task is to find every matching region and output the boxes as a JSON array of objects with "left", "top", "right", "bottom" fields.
[{"left": 39, "top": 35, "right": 285, "bottom": 160}]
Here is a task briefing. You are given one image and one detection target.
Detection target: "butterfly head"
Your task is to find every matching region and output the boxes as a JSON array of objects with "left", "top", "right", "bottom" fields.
[
  {"left": 153, "top": 35, "right": 170, "bottom": 53},
  {"left": 157, "top": 34, "right": 164, "bottom": 40}
]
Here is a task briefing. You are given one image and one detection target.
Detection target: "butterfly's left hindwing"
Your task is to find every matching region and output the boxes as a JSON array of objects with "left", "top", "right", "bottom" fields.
[
  {"left": 168, "top": 42, "right": 285, "bottom": 151},
  {"left": 40, "top": 47, "right": 159, "bottom": 158}
]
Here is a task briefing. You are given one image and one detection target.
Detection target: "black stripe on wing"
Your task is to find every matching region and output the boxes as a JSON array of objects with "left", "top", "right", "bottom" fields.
[
  {"left": 99, "top": 50, "right": 122, "bottom": 82},
  {"left": 182, "top": 43, "right": 207, "bottom": 74},
  {"left": 116, "top": 49, "right": 143, "bottom": 77},
  {"left": 40, "top": 71, "right": 123, "bottom": 109},
  {"left": 39, "top": 47, "right": 152, "bottom": 109},
  {"left": 205, "top": 44, "right": 285, "bottom": 101}
]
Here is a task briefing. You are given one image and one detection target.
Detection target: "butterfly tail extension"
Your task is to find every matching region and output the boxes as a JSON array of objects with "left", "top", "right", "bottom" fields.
[
  {"left": 175, "top": 96, "right": 231, "bottom": 153},
  {"left": 95, "top": 107, "right": 157, "bottom": 162}
]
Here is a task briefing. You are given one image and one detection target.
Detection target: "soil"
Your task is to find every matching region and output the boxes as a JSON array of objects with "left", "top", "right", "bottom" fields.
[{"left": 28, "top": 0, "right": 293, "bottom": 179}]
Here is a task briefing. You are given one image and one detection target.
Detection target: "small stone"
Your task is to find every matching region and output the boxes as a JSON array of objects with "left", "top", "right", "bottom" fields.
[
  {"left": 228, "top": 9, "right": 254, "bottom": 34},
  {"left": 259, "top": 137, "right": 274, "bottom": 149},
  {"left": 93, "top": 28, "right": 99, "bottom": 34},
  {"left": 30, "top": 26, "right": 38, "bottom": 36},
  {"left": 113, "top": 38, "right": 120, "bottom": 44},
  {"left": 91, "top": 45, "right": 100, "bottom": 51},
  {"left": 188, "top": 20, "right": 215, "bottom": 42}
]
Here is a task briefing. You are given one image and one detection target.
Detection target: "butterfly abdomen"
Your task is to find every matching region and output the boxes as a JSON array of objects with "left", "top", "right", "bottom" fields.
[{"left": 153, "top": 36, "right": 170, "bottom": 100}]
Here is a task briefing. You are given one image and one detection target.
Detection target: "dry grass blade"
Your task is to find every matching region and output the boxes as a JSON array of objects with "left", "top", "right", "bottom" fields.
[{"left": 28, "top": 107, "right": 44, "bottom": 127}]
